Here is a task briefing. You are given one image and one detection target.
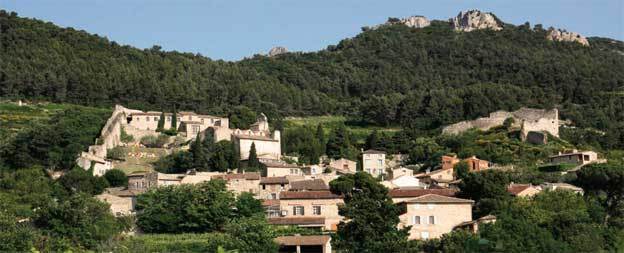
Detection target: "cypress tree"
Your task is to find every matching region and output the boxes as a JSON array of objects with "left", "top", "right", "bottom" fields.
[
  {"left": 156, "top": 111, "right": 165, "bottom": 132},
  {"left": 171, "top": 105, "right": 177, "bottom": 131},
  {"left": 190, "top": 132, "right": 207, "bottom": 170},
  {"left": 365, "top": 130, "right": 379, "bottom": 150},
  {"left": 247, "top": 142, "right": 260, "bottom": 171},
  {"left": 316, "top": 124, "right": 326, "bottom": 155}
]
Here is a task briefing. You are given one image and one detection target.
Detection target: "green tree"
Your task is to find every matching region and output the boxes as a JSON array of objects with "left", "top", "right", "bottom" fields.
[
  {"left": 326, "top": 125, "right": 355, "bottom": 160},
  {"left": 135, "top": 180, "right": 236, "bottom": 233},
  {"left": 156, "top": 111, "right": 166, "bottom": 132},
  {"left": 246, "top": 142, "right": 262, "bottom": 172},
  {"left": 454, "top": 161, "right": 470, "bottom": 180},
  {"left": 190, "top": 132, "right": 209, "bottom": 170},
  {"left": 576, "top": 163, "right": 624, "bottom": 227},
  {"left": 329, "top": 172, "right": 410, "bottom": 252},
  {"left": 224, "top": 216, "right": 278, "bottom": 253},
  {"left": 57, "top": 167, "right": 108, "bottom": 195},
  {"left": 365, "top": 130, "right": 380, "bottom": 151},
  {"left": 103, "top": 169, "right": 128, "bottom": 187},
  {"left": 34, "top": 193, "right": 126, "bottom": 249},
  {"left": 316, "top": 123, "right": 326, "bottom": 155},
  {"left": 171, "top": 105, "right": 178, "bottom": 131},
  {"left": 0, "top": 211, "right": 37, "bottom": 252},
  {"left": 210, "top": 140, "right": 239, "bottom": 172},
  {"left": 458, "top": 170, "right": 511, "bottom": 217},
  {"left": 234, "top": 192, "right": 265, "bottom": 218}
]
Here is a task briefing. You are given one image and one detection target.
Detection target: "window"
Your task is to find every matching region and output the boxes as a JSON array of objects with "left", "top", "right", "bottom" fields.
[
  {"left": 413, "top": 216, "right": 421, "bottom": 225},
  {"left": 146, "top": 117, "right": 150, "bottom": 121},
  {"left": 429, "top": 216, "right": 435, "bottom": 225},
  {"left": 312, "top": 168, "right": 316, "bottom": 174},
  {"left": 378, "top": 159, "right": 383, "bottom": 166},
  {"left": 293, "top": 206, "right": 305, "bottom": 216},
  {"left": 262, "top": 185, "right": 266, "bottom": 190},
  {"left": 271, "top": 193, "right": 277, "bottom": 199},
  {"left": 167, "top": 116, "right": 171, "bottom": 122},
  {"left": 192, "top": 125, "right": 200, "bottom": 135},
  {"left": 420, "top": 232, "right": 429, "bottom": 239},
  {"left": 313, "top": 206, "right": 321, "bottom": 215},
  {"left": 154, "top": 117, "right": 158, "bottom": 121},
  {"left": 201, "top": 119, "right": 204, "bottom": 124},
  {"left": 135, "top": 117, "right": 140, "bottom": 121}
]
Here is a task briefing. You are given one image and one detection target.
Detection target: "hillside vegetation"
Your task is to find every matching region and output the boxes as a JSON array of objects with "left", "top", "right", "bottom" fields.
[{"left": 1, "top": 10, "right": 623, "bottom": 150}]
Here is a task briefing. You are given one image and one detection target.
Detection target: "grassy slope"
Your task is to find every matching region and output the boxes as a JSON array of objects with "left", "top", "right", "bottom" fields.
[{"left": 283, "top": 116, "right": 400, "bottom": 143}]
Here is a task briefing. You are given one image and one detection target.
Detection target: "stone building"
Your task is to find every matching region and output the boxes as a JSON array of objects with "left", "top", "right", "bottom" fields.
[
  {"left": 442, "top": 108, "right": 560, "bottom": 139},
  {"left": 548, "top": 150, "right": 601, "bottom": 165},
  {"left": 259, "top": 176, "right": 290, "bottom": 200},
  {"left": 329, "top": 158, "right": 357, "bottom": 174},
  {"left": 211, "top": 172, "right": 261, "bottom": 195},
  {"left": 507, "top": 183, "right": 542, "bottom": 197},
  {"left": 262, "top": 160, "right": 302, "bottom": 177},
  {"left": 270, "top": 191, "right": 343, "bottom": 231},
  {"left": 362, "top": 149, "right": 386, "bottom": 177},
  {"left": 398, "top": 194, "right": 474, "bottom": 240}
]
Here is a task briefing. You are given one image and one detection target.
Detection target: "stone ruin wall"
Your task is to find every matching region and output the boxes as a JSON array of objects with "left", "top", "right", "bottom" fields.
[
  {"left": 442, "top": 108, "right": 559, "bottom": 138},
  {"left": 87, "top": 105, "right": 127, "bottom": 158}
]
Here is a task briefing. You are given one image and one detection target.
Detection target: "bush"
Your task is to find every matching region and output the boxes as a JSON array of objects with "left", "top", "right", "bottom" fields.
[
  {"left": 104, "top": 169, "right": 128, "bottom": 187},
  {"left": 106, "top": 147, "right": 126, "bottom": 160},
  {"left": 162, "top": 128, "right": 178, "bottom": 136},
  {"left": 57, "top": 167, "right": 109, "bottom": 195},
  {"left": 120, "top": 127, "right": 134, "bottom": 143},
  {"left": 538, "top": 163, "right": 576, "bottom": 172},
  {"left": 140, "top": 135, "right": 170, "bottom": 148}
]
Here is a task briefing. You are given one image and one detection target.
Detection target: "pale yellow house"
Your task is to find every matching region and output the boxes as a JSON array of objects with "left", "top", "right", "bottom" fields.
[
  {"left": 362, "top": 149, "right": 386, "bottom": 177},
  {"left": 399, "top": 194, "right": 473, "bottom": 240}
]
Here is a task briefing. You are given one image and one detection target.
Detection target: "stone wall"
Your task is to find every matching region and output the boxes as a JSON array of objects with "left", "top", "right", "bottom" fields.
[
  {"left": 77, "top": 105, "right": 128, "bottom": 175},
  {"left": 442, "top": 107, "right": 559, "bottom": 138}
]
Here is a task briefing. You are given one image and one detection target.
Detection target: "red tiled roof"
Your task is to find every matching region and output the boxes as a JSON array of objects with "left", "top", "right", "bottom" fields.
[
  {"left": 212, "top": 172, "right": 260, "bottom": 181},
  {"left": 260, "top": 176, "right": 289, "bottom": 184},
  {"left": 507, "top": 184, "right": 532, "bottom": 195},
  {"left": 280, "top": 191, "right": 341, "bottom": 200},
  {"left": 275, "top": 235, "right": 331, "bottom": 246},
  {"left": 405, "top": 194, "right": 474, "bottom": 204},
  {"left": 362, "top": 149, "right": 386, "bottom": 154},
  {"left": 389, "top": 188, "right": 457, "bottom": 198},
  {"left": 268, "top": 217, "right": 325, "bottom": 226},
  {"left": 289, "top": 179, "right": 328, "bottom": 191},
  {"left": 261, "top": 161, "right": 300, "bottom": 168}
]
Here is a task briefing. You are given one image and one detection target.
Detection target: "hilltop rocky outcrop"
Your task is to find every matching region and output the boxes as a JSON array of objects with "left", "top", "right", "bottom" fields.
[
  {"left": 450, "top": 10, "right": 502, "bottom": 32},
  {"left": 546, "top": 28, "right": 590, "bottom": 46},
  {"left": 388, "top": 16, "right": 430, "bottom": 28},
  {"left": 268, "top": 46, "right": 288, "bottom": 57}
]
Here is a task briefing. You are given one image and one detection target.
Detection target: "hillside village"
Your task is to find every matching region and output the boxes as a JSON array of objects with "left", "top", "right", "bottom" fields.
[
  {"left": 79, "top": 101, "right": 606, "bottom": 251},
  {"left": 1, "top": 7, "right": 623, "bottom": 253}
]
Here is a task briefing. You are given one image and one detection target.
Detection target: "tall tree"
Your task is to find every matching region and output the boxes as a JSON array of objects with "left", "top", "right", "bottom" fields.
[
  {"left": 329, "top": 172, "right": 411, "bottom": 252},
  {"left": 190, "top": 132, "right": 208, "bottom": 170},
  {"left": 326, "top": 125, "right": 355, "bottom": 159},
  {"left": 576, "top": 163, "right": 624, "bottom": 227},
  {"left": 246, "top": 142, "right": 261, "bottom": 172},
  {"left": 365, "top": 130, "right": 380, "bottom": 151},
  {"left": 316, "top": 124, "right": 326, "bottom": 155},
  {"left": 156, "top": 111, "right": 165, "bottom": 132},
  {"left": 171, "top": 105, "right": 178, "bottom": 131}
]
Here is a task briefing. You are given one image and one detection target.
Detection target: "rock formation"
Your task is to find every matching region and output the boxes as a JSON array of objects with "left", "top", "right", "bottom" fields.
[
  {"left": 546, "top": 28, "right": 589, "bottom": 46},
  {"left": 450, "top": 10, "right": 503, "bottom": 32},
  {"left": 389, "top": 16, "right": 431, "bottom": 28},
  {"left": 268, "top": 46, "right": 288, "bottom": 57}
]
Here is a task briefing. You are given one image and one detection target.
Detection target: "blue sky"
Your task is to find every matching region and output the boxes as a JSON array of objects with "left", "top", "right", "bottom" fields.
[{"left": 1, "top": 0, "right": 622, "bottom": 61}]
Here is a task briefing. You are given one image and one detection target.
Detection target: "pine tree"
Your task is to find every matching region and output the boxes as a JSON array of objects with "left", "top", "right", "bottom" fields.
[
  {"left": 365, "top": 130, "right": 379, "bottom": 150},
  {"left": 190, "top": 133, "right": 207, "bottom": 170},
  {"left": 326, "top": 125, "right": 353, "bottom": 159},
  {"left": 156, "top": 111, "right": 165, "bottom": 132}
]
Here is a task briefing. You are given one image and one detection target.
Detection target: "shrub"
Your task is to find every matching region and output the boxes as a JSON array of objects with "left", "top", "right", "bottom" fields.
[
  {"left": 538, "top": 163, "right": 576, "bottom": 172},
  {"left": 120, "top": 126, "right": 134, "bottom": 143},
  {"left": 106, "top": 147, "right": 126, "bottom": 160},
  {"left": 162, "top": 128, "right": 178, "bottom": 136},
  {"left": 104, "top": 169, "right": 128, "bottom": 187},
  {"left": 140, "top": 135, "right": 170, "bottom": 148}
]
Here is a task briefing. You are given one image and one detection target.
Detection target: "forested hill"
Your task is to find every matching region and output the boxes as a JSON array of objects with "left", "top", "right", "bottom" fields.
[{"left": 1, "top": 10, "right": 623, "bottom": 136}]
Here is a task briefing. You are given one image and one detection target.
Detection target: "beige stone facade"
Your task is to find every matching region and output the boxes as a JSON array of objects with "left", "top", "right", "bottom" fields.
[
  {"left": 399, "top": 194, "right": 473, "bottom": 240},
  {"left": 362, "top": 150, "right": 386, "bottom": 176},
  {"left": 329, "top": 158, "right": 357, "bottom": 174},
  {"left": 442, "top": 108, "right": 559, "bottom": 138},
  {"left": 548, "top": 150, "right": 600, "bottom": 165},
  {"left": 276, "top": 191, "right": 343, "bottom": 231}
]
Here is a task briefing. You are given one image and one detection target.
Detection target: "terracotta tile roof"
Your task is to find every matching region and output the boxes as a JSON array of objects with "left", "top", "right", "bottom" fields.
[
  {"left": 268, "top": 217, "right": 325, "bottom": 226},
  {"left": 212, "top": 172, "right": 260, "bottom": 181},
  {"left": 261, "top": 161, "right": 300, "bottom": 168},
  {"left": 405, "top": 194, "right": 474, "bottom": 204},
  {"left": 389, "top": 188, "right": 457, "bottom": 198},
  {"left": 289, "top": 179, "right": 328, "bottom": 191},
  {"left": 262, "top": 199, "right": 280, "bottom": 206},
  {"left": 280, "top": 191, "right": 341, "bottom": 200},
  {"left": 275, "top": 235, "right": 331, "bottom": 246},
  {"left": 507, "top": 184, "right": 532, "bottom": 195},
  {"left": 260, "top": 176, "right": 289, "bottom": 184},
  {"left": 362, "top": 149, "right": 386, "bottom": 154}
]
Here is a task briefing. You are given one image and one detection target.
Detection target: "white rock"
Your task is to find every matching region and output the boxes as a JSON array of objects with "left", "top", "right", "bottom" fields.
[
  {"left": 268, "top": 46, "right": 288, "bottom": 57},
  {"left": 396, "top": 16, "right": 431, "bottom": 28},
  {"left": 451, "top": 10, "right": 502, "bottom": 32},
  {"left": 546, "top": 28, "right": 589, "bottom": 46}
]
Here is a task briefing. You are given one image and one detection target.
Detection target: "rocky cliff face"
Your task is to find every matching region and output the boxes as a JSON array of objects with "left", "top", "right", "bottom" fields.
[
  {"left": 268, "top": 46, "right": 288, "bottom": 57},
  {"left": 451, "top": 10, "right": 502, "bottom": 32},
  {"left": 546, "top": 28, "right": 589, "bottom": 46},
  {"left": 391, "top": 16, "right": 431, "bottom": 28}
]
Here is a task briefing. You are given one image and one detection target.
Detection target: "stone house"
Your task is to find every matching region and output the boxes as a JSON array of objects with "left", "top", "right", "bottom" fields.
[
  {"left": 548, "top": 150, "right": 601, "bottom": 165},
  {"left": 95, "top": 187, "right": 143, "bottom": 216},
  {"left": 389, "top": 167, "right": 413, "bottom": 179},
  {"left": 212, "top": 172, "right": 261, "bottom": 195},
  {"left": 464, "top": 156, "right": 490, "bottom": 172},
  {"left": 262, "top": 160, "right": 302, "bottom": 177},
  {"left": 270, "top": 191, "right": 343, "bottom": 231},
  {"left": 507, "top": 183, "right": 542, "bottom": 197},
  {"left": 398, "top": 194, "right": 474, "bottom": 240},
  {"left": 275, "top": 235, "right": 332, "bottom": 253},
  {"left": 259, "top": 177, "right": 290, "bottom": 200},
  {"left": 362, "top": 149, "right": 386, "bottom": 177},
  {"left": 329, "top": 158, "right": 357, "bottom": 174},
  {"left": 301, "top": 164, "right": 324, "bottom": 176},
  {"left": 289, "top": 179, "right": 329, "bottom": 192},
  {"left": 389, "top": 188, "right": 458, "bottom": 203},
  {"left": 541, "top": 183, "right": 584, "bottom": 194},
  {"left": 383, "top": 175, "right": 424, "bottom": 189},
  {"left": 415, "top": 168, "right": 455, "bottom": 187},
  {"left": 127, "top": 111, "right": 227, "bottom": 139},
  {"left": 441, "top": 155, "right": 460, "bottom": 170}
]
